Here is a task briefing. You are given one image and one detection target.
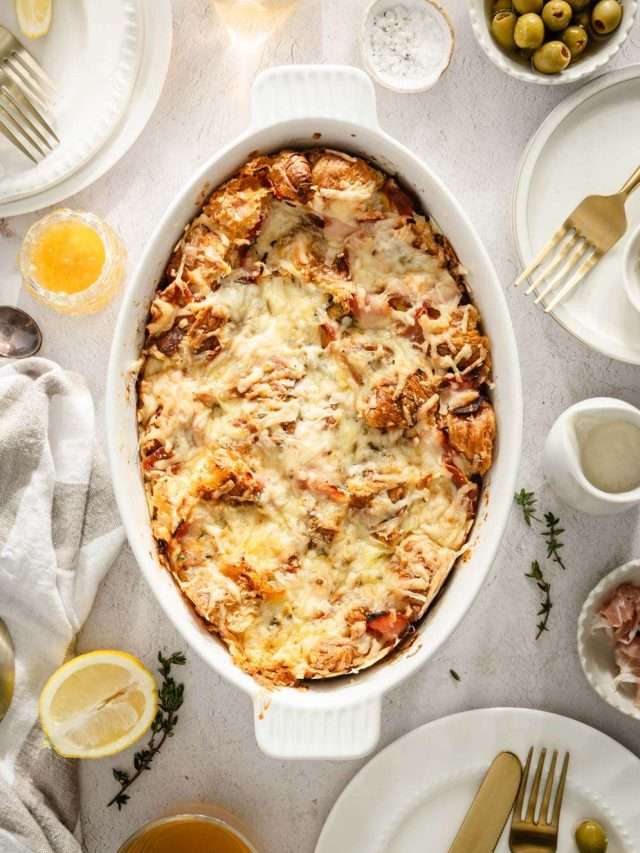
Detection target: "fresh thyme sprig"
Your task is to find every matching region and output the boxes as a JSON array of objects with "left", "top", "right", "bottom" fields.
[
  {"left": 107, "top": 651, "right": 186, "bottom": 810},
  {"left": 514, "top": 489, "right": 568, "bottom": 637},
  {"left": 542, "top": 511, "right": 567, "bottom": 571},
  {"left": 515, "top": 488, "right": 540, "bottom": 527},
  {"left": 524, "top": 560, "right": 552, "bottom": 639}
]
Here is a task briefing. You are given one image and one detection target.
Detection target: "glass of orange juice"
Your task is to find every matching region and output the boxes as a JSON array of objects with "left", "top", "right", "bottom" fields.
[
  {"left": 19, "top": 208, "right": 127, "bottom": 316},
  {"left": 117, "top": 804, "right": 259, "bottom": 853}
]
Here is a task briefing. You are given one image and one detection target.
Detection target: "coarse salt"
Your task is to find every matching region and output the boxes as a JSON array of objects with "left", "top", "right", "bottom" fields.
[{"left": 365, "top": 1, "right": 452, "bottom": 88}]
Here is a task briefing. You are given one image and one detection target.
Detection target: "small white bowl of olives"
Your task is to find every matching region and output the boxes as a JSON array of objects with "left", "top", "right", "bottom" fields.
[{"left": 469, "top": 0, "right": 637, "bottom": 83}]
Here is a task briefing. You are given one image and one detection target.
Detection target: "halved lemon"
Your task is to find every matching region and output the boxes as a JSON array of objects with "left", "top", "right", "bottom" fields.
[
  {"left": 39, "top": 650, "right": 158, "bottom": 759},
  {"left": 15, "top": 0, "right": 52, "bottom": 40}
]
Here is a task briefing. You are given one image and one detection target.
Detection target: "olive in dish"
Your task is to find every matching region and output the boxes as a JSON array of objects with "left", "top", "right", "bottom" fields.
[
  {"left": 488, "top": 0, "right": 624, "bottom": 74},
  {"left": 137, "top": 149, "right": 496, "bottom": 687}
]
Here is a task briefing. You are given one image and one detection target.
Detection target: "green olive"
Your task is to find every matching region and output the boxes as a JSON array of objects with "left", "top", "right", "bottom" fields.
[
  {"left": 492, "top": 10, "right": 518, "bottom": 47},
  {"left": 515, "top": 12, "right": 546, "bottom": 47},
  {"left": 542, "top": 0, "right": 573, "bottom": 30},
  {"left": 591, "top": 0, "right": 622, "bottom": 34},
  {"left": 575, "top": 820, "right": 608, "bottom": 853},
  {"left": 513, "top": 0, "right": 543, "bottom": 12},
  {"left": 573, "top": 9, "right": 591, "bottom": 28},
  {"left": 492, "top": 0, "right": 514, "bottom": 12},
  {"left": 532, "top": 39, "right": 572, "bottom": 72},
  {"left": 567, "top": 0, "right": 590, "bottom": 8},
  {"left": 563, "top": 23, "right": 589, "bottom": 55}
]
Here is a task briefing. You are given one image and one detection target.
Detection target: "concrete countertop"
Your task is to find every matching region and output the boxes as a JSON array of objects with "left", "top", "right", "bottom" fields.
[{"left": 2, "top": 1, "right": 640, "bottom": 850}]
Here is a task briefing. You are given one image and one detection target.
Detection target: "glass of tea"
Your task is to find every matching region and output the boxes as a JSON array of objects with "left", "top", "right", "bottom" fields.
[
  {"left": 19, "top": 208, "right": 127, "bottom": 316},
  {"left": 117, "top": 805, "right": 259, "bottom": 853}
]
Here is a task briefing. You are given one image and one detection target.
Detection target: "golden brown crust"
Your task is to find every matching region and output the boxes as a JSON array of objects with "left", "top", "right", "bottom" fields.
[
  {"left": 447, "top": 402, "right": 496, "bottom": 475},
  {"left": 137, "top": 148, "right": 495, "bottom": 687}
]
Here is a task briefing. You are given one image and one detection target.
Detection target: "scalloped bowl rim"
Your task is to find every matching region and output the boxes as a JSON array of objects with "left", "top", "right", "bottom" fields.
[
  {"left": 468, "top": 0, "right": 638, "bottom": 86},
  {"left": 577, "top": 558, "right": 640, "bottom": 722}
]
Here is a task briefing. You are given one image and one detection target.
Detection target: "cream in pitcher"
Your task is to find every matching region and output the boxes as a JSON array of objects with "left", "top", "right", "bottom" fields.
[{"left": 544, "top": 397, "right": 640, "bottom": 515}]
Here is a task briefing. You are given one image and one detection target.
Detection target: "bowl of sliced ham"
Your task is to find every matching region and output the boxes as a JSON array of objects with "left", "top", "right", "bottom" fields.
[{"left": 578, "top": 559, "right": 640, "bottom": 721}]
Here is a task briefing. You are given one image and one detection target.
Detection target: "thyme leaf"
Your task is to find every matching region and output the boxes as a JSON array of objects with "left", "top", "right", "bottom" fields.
[
  {"left": 542, "top": 511, "right": 567, "bottom": 571},
  {"left": 525, "top": 560, "right": 552, "bottom": 639},
  {"left": 514, "top": 489, "right": 539, "bottom": 527},
  {"left": 449, "top": 669, "right": 461, "bottom": 682},
  {"left": 107, "top": 651, "right": 186, "bottom": 810}
]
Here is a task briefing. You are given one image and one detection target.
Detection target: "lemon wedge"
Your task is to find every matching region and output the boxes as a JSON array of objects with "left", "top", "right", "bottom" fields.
[
  {"left": 39, "top": 650, "right": 157, "bottom": 759},
  {"left": 15, "top": 0, "right": 52, "bottom": 40}
]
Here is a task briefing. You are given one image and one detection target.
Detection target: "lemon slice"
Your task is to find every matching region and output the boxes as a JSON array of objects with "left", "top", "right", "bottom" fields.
[
  {"left": 39, "top": 650, "right": 157, "bottom": 759},
  {"left": 15, "top": 0, "right": 52, "bottom": 40}
]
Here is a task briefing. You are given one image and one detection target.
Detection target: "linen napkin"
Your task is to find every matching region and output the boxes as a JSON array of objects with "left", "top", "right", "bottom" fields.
[{"left": 0, "top": 357, "right": 125, "bottom": 853}]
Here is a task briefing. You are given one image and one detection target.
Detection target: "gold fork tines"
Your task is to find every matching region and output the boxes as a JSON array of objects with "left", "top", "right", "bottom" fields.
[
  {"left": 0, "top": 75, "right": 57, "bottom": 164},
  {"left": 509, "top": 747, "right": 570, "bottom": 853},
  {"left": 0, "top": 25, "right": 57, "bottom": 163},
  {"left": 515, "top": 163, "right": 640, "bottom": 313}
]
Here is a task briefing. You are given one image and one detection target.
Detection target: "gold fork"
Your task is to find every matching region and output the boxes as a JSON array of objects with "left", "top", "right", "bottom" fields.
[
  {"left": 509, "top": 747, "right": 570, "bottom": 853},
  {"left": 515, "top": 165, "right": 640, "bottom": 313},
  {"left": 0, "top": 26, "right": 58, "bottom": 163}
]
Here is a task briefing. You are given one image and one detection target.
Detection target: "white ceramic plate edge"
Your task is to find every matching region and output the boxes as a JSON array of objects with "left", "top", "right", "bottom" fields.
[
  {"left": 315, "top": 707, "right": 640, "bottom": 853},
  {"left": 0, "top": 0, "right": 140, "bottom": 204},
  {"left": 512, "top": 63, "right": 640, "bottom": 365},
  {"left": 0, "top": 0, "right": 172, "bottom": 218}
]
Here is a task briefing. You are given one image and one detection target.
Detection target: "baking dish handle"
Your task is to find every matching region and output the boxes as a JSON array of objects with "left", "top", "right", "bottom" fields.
[
  {"left": 250, "top": 64, "right": 379, "bottom": 131},
  {"left": 253, "top": 693, "right": 382, "bottom": 760}
]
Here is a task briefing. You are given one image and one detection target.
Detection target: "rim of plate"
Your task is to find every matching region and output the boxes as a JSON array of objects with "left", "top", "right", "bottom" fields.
[
  {"left": 512, "top": 63, "right": 640, "bottom": 365},
  {"left": 0, "top": 0, "right": 140, "bottom": 204},
  {"left": 577, "top": 559, "right": 640, "bottom": 722},
  {"left": 0, "top": 0, "right": 172, "bottom": 218},
  {"left": 315, "top": 707, "right": 640, "bottom": 853}
]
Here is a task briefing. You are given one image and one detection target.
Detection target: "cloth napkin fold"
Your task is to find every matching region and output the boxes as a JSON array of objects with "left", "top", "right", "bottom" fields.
[{"left": 0, "top": 358, "right": 125, "bottom": 853}]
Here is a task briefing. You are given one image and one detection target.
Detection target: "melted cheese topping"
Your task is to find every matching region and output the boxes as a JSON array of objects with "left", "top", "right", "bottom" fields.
[{"left": 137, "top": 149, "right": 496, "bottom": 686}]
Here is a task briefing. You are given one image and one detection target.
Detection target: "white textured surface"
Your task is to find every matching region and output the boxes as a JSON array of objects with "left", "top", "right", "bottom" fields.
[{"left": 1, "top": 1, "right": 640, "bottom": 851}]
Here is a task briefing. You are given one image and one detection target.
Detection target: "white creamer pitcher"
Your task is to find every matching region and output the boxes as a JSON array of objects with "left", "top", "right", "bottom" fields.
[{"left": 543, "top": 397, "right": 640, "bottom": 515}]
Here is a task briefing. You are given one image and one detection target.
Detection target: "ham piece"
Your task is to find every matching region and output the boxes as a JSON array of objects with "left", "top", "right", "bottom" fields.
[
  {"left": 599, "top": 583, "right": 640, "bottom": 644},
  {"left": 597, "top": 583, "right": 640, "bottom": 706}
]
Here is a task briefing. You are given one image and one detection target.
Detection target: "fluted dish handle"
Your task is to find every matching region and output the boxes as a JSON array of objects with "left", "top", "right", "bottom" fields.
[
  {"left": 253, "top": 693, "right": 382, "bottom": 760},
  {"left": 250, "top": 64, "right": 379, "bottom": 131}
]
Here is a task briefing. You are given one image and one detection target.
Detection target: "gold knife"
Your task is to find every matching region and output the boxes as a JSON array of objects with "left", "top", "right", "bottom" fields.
[{"left": 448, "top": 751, "right": 522, "bottom": 853}]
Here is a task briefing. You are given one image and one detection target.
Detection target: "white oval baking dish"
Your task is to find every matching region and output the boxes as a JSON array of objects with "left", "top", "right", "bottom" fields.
[{"left": 107, "top": 65, "right": 522, "bottom": 761}]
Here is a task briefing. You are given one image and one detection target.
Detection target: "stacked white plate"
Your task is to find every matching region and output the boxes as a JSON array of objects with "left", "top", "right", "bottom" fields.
[
  {"left": 0, "top": 0, "right": 172, "bottom": 216},
  {"left": 513, "top": 65, "right": 640, "bottom": 365}
]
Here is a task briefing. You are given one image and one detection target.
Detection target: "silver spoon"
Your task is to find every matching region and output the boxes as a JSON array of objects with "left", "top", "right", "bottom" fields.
[
  {"left": 0, "top": 618, "right": 15, "bottom": 722},
  {"left": 0, "top": 306, "right": 42, "bottom": 358}
]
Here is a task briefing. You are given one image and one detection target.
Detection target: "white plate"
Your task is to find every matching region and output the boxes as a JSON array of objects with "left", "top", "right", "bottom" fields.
[
  {"left": 0, "top": 0, "right": 140, "bottom": 204},
  {"left": 513, "top": 65, "right": 640, "bottom": 365},
  {"left": 578, "top": 559, "right": 640, "bottom": 722},
  {"left": 0, "top": 0, "right": 171, "bottom": 218},
  {"left": 316, "top": 708, "right": 640, "bottom": 852}
]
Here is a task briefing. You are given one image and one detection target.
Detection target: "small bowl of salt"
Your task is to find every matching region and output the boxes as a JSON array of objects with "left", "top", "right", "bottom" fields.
[{"left": 360, "top": 0, "right": 454, "bottom": 94}]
